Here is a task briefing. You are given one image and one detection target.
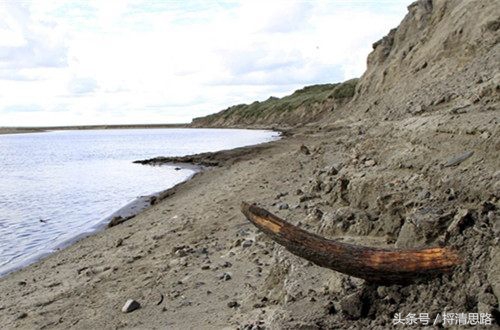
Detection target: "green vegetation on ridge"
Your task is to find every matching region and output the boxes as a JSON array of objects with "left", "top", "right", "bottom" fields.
[{"left": 192, "top": 78, "right": 358, "bottom": 125}]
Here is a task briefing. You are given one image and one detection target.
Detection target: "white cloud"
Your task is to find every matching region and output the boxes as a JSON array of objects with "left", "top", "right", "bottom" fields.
[
  {"left": 0, "top": 0, "right": 413, "bottom": 126},
  {"left": 68, "top": 77, "right": 98, "bottom": 95}
]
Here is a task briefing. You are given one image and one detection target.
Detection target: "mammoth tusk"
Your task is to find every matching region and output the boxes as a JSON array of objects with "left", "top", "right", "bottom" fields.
[{"left": 241, "top": 202, "right": 461, "bottom": 284}]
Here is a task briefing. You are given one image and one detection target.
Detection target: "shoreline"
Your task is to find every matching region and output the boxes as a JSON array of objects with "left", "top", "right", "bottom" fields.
[
  {"left": 0, "top": 166, "right": 202, "bottom": 278},
  {"left": 0, "top": 129, "right": 296, "bottom": 328},
  {"left": 0, "top": 128, "right": 45, "bottom": 135},
  {"left": 0, "top": 133, "right": 279, "bottom": 278},
  {"left": 0, "top": 125, "right": 288, "bottom": 136}
]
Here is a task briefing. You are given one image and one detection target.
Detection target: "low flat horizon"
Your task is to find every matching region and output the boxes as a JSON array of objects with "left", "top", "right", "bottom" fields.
[
  {"left": 1, "top": 123, "right": 188, "bottom": 129},
  {"left": 0, "top": 0, "right": 413, "bottom": 127}
]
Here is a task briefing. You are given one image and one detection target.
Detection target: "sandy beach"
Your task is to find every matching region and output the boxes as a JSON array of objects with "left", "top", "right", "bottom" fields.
[
  {"left": 0, "top": 107, "right": 499, "bottom": 329},
  {"left": 0, "top": 0, "right": 498, "bottom": 328}
]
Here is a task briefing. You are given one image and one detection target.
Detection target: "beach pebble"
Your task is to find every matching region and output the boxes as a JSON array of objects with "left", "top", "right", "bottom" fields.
[
  {"left": 275, "top": 192, "right": 288, "bottom": 199},
  {"left": 227, "top": 301, "right": 239, "bottom": 308},
  {"left": 122, "top": 299, "right": 140, "bottom": 313},
  {"left": 299, "top": 145, "right": 310, "bottom": 155},
  {"left": 365, "top": 159, "right": 376, "bottom": 167},
  {"left": 16, "top": 312, "right": 28, "bottom": 320},
  {"left": 219, "top": 272, "right": 232, "bottom": 281},
  {"left": 325, "top": 165, "right": 339, "bottom": 176},
  {"left": 197, "top": 247, "right": 209, "bottom": 254},
  {"left": 220, "top": 261, "right": 232, "bottom": 268},
  {"left": 241, "top": 240, "right": 254, "bottom": 248},
  {"left": 278, "top": 203, "right": 289, "bottom": 210},
  {"left": 444, "top": 151, "right": 474, "bottom": 167}
]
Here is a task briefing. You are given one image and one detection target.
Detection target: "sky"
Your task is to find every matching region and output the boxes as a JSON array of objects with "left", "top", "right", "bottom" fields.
[{"left": 0, "top": 0, "right": 413, "bottom": 127}]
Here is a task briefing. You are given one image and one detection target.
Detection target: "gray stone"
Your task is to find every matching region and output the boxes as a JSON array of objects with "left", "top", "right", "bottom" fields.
[
  {"left": 16, "top": 312, "right": 28, "bottom": 320},
  {"left": 227, "top": 301, "right": 239, "bottom": 308},
  {"left": 444, "top": 151, "right": 474, "bottom": 167},
  {"left": 299, "top": 145, "right": 310, "bottom": 155},
  {"left": 278, "top": 203, "right": 289, "bottom": 210},
  {"left": 325, "top": 165, "right": 338, "bottom": 176},
  {"left": 447, "top": 209, "right": 474, "bottom": 235},
  {"left": 340, "top": 292, "right": 363, "bottom": 319},
  {"left": 241, "top": 240, "right": 254, "bottom": 248},
  {"left": 219, "top": 272, "right": 232, "bottom": 281},
  {"left": 122, "top": 299, "right": 140, "bottom": 313},
  {"left": 220, "top": 261, "right": 232, "bottom": 268},
  {"left": 365, "top": 159, "right": 376, "bottom": 167}
]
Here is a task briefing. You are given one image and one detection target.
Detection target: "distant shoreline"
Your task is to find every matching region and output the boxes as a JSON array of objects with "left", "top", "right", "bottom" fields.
[
  {"left": 0, "top": 123, "right": 283, "bottom": 135},
  {"left": 0, "top": 127, "right": 45, "bottom": 135},
  {"left": 0, "top": 124, "right": 188, "bottom": 135}
]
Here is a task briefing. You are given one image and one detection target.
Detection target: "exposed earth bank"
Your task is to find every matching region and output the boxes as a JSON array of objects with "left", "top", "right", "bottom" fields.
[{"left": 0, "top": 0, "right": 498, "bottom": 329}]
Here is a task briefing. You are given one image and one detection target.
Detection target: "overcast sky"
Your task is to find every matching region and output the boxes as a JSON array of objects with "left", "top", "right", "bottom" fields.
[{"left": 0, "top": 0, "right": 413, "bottom": 127}]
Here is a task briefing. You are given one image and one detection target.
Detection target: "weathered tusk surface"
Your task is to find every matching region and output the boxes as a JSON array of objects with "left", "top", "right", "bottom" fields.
[{"left": 241, "top": 202, "right": 461, "bottom": 284}]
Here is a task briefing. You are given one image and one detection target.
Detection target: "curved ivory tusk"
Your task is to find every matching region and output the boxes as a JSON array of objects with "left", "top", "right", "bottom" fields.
[{"left": 241, "top": 202, "right": 461, "bottom": 284}]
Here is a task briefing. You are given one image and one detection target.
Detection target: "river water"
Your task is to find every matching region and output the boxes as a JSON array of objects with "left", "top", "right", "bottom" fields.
[{"left": 0, "top": 128, "right": 278, "bottom": 276}]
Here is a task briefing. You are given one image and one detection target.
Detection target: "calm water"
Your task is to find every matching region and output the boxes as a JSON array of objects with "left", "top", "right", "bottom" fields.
[{"left": 0, "top": 128, "right": 278, "bottom": 276}]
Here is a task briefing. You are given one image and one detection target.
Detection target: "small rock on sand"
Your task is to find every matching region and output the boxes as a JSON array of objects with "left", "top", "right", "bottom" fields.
[
  {"left": 365, "top": 159, "right": 376, "bottom": 167},
  {"left": 241, "top": 240, "right": 253, "bottom": 248},
  {"left": 300, "top": 145, "right": 310, "bottom": 155},
  {"left": 326, "top": 165, "right": 338, "bottom": 176},
  {"left": 278, "top": 203, "right": 289, "bottom": 210},
  {"left": 340, "top": 292, "right": 362, "bottom": 319},
  {"left": 122, "top": 299, "right": 140, "bottom": 313},
  {"left": 220, "top": 261, "right": 232, "bottom": 268},
  {"left": 227, "top": 301, "right": 239, "bottom": 308},
  {"left": 16, "top": 312, "right": 28, "bottom": 320},
  {"left": 444, "top": 151, "right": 474, "bottom": 167},
  {"left": 219, "top": 272, "right": 232, "bottom": 281}
]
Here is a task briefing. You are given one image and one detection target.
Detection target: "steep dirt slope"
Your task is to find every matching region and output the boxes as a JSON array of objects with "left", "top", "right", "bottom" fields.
[{"left": 347, "top": 0, "right": 499, "bottom": 120}]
